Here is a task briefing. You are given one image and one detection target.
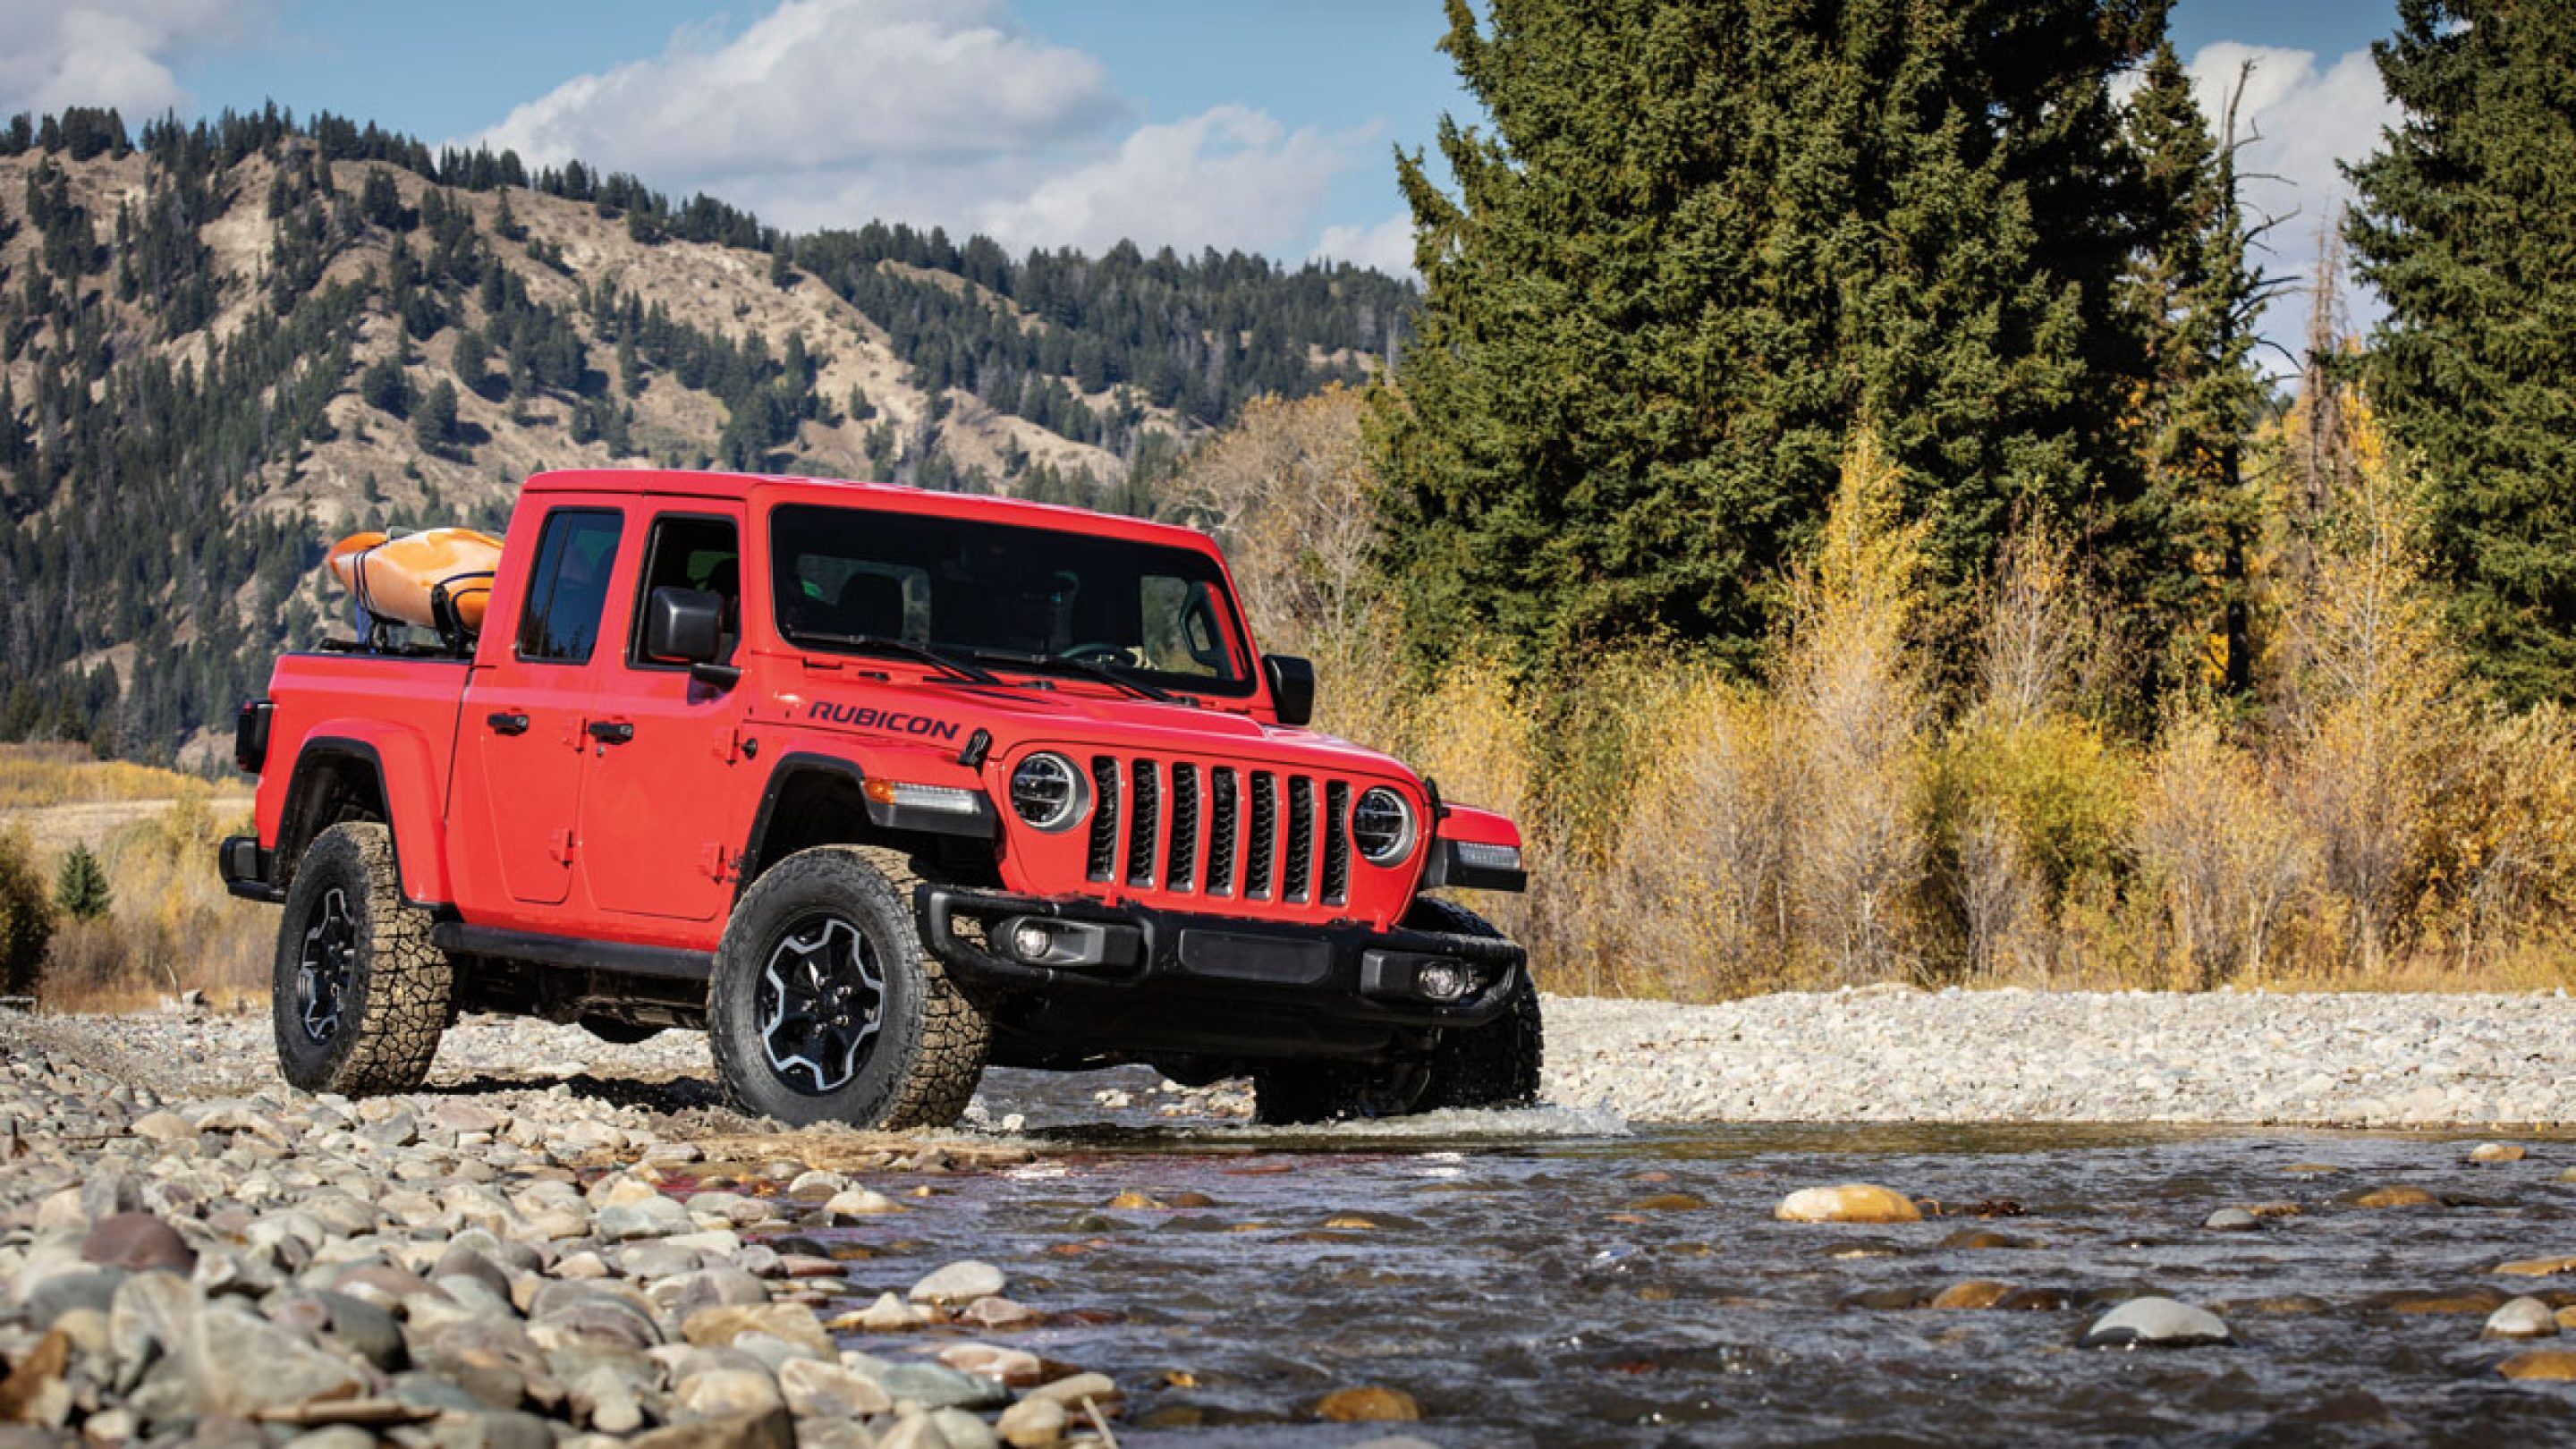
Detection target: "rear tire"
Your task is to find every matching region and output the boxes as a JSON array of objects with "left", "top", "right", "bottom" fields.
[
  {"left": 272, "top": 822, "right": 453, "bottom": 1095},
  {"left": 1252, "top": 1058, "right": 1428, "bottom": 1127},
  {"left": 1412, "top": 897, "right": 1543, "bottom": 1112},
  {"left": 708, "top": 846, "right": 989, "bottom": 1129}
]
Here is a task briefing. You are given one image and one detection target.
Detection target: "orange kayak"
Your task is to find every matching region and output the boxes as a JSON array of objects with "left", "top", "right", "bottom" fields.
[{"left": 326, "top": 528, "right": 503, "bottom": 634}]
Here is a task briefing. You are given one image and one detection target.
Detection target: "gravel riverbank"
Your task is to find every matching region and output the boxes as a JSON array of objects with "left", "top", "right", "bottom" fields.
[{"left": 2, "top": 988, "right": 2571, "bottom": 1447}]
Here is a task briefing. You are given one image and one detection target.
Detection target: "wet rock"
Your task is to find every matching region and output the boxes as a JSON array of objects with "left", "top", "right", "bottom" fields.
[
  {"left": 2470, "top": 1142, "right": 2527, "bottom": 1164},
  {"left": 1106, "top": 1191, "right": 1163, "bottom": 1210},
  {"left": 2498, "top": 1350, "right": 2576, "bottom": 1382},
  {"left": 1928, "top": 1280, "right": 2012, "bottom": 1310},
  {"left": 936, "top": 1343, "right": 1044, "bottom": 1387},
  {"left": 2081, "top": 1297, "right": 2233, "bottom": 1348},
  {"left": 567, "top": 1365, "right": 646, "bottom": 1434},
  {"left": 1936, "top": 1228, "right": 2028, "bottom": 1250},
  {"left": 954, "top": 1297, "right": 1041, "bottom": 1332},
  {"left": 1628, "top": 1193, "right": 1707, "bottom": 1212},
  {"left": 1020, "top": 1373, "right": 1122, "bottom": 1415},
  {"left": 2496, "top": 1258, "right": 2576, "bottom": 1278},
  {"left": 2355, "top": 1186, "right": 2439, "bottom": 1209},
  {"left": 1313, "top": 1386, "right": 1421, "bottom": 1423},
  {"left": 2204, "top": 1208, "right": 2260, "bottom": 1233},
  {"left": 871, "top": 1360, "right": 1010, "bottom": 1411},
  {"left": 1775, "top": 1184, "right": 1921, "bottom": 1224},
  {"left": 2487, "top": 1297, "right": 2560, "bottom": 1339},
  {"left": 2385, "top": 1287, "right": 2506, "bottom": 1315},
  {"left": 996, "top": 1395, "right": 1068, "bottom": 1447},
  {"left": 823, "top": 1190, "right": 904, "bottom": 1217},
  {"left": 775, "top": 1358, "right": 892, "bottom": 1418},
  {"left": 79, "top": 1214, "right": 195, "bottom": 1274},
  {"left": 910, "top": 1260, "right": 1006, "bottom": 1306}
]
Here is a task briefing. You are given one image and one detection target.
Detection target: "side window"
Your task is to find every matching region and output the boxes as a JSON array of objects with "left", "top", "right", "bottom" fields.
[
  {"left": 515, "top": 509, "right": 624, "bottom": 664},
  {"left": 628, "top": 514, "right": 741, "bottom": 667}
]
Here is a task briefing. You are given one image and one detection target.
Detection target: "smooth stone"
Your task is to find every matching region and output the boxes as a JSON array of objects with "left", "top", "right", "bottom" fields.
[
  {"left": 936, "top": 1343, "right": 1044, "bottom": 1387},
  {"left": 910, "top": 1260, "right": 1006, "bottom": 1305},
  {"left": 1021, "top": 1373, "right": 1122, "bottom": 1413},
  {"left": 597, "top": 1199, "right": 696, "bottom": 1241},
  {"left": 676, "top": 1367, "right": 786, "bottom": 1419},
  {"left": 776, "top": 1357, "right": 894, "bottom": 1418},
  {"left": 873, "top": 1361, "right": 1009, "bottom": 1411},
  {"left": 823, "top": 1190, "right": 904, "bottom": 1217},
  {"left": 2498, "top": 1350, "right": 2576, "bottom": 1382},
  {"left": 1775, "top": 1184, "right": 1921, "bottom": 1224},
  {"left": 1313, "top": 1386, "right": 1421, "bottom": 1423},
  {"left": 80, "top": 1214, "right": 195, "bottom": 1274},
  {"left": 630, "top": 1406, "right": 796, "bottom": 1449},
  {"left": 2487, "top": 1297, "right": 2561, "bottom": 1339},
  {"left": 2080, "top": 1297, "right": 2233, "bottom": 1348},
  {"left": 954, "top": 1297, "right": 1040, "bottom": 1331},
  {"left": 683, "top": 1304, "right": 831, "bottom": 1359},
  {"left": 569, "top": 1365, "right": 647, "bottom": 1434},
  {"left": 2204, "top": 1208, "right": 2260, "bottom": 1232},
  {"left": 2470, "top": 1142, "right": 2528, "bottom": 1164},
  {"left": 1928, "top": 1280, "right": 2012, "bottom": 1310},
  {"left": 2496, "top": 1258, "right": 2576, "bottom": 1277},
  {"left": 2356, "top": 1186, "right": 2439, "bottom": 1209},
  {"left": 996, "top": 1396, "right": 1069, "bottom": 1448}
]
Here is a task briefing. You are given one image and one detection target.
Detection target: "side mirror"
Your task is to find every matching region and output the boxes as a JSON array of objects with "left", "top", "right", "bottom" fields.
[
  {"left": 1263, "top": 654, "right": 1315, "bottom": 727},
  {"left": 645, "top": 587, "right": 737, "bottom": 687}
]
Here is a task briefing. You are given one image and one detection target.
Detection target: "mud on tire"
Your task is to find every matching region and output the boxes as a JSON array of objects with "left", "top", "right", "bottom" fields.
[
  {"left": 272, "top": 822, "right": 453, "bottom": 1095},
  {"left": 708, "top": 845, "right": 990, "bottom": 1130}
]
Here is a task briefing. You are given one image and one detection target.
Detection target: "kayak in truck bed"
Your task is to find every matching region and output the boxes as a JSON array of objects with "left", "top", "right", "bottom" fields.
[{"left": 326, "top": 528, "right": 500, "bottom": 637}]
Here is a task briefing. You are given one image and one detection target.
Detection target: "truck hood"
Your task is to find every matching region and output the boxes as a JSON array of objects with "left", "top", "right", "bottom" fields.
[{"left": 763, "top": 672, "right": 1420, "bottom": 784}]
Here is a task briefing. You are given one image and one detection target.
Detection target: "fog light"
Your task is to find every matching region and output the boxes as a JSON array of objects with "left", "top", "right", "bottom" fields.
[
  {"left": 1417, "top": 962, "right": 1474, "bottom": 1002},
  {"left": 1012, "top": 922, "right": 1055, "bottom": 962}
]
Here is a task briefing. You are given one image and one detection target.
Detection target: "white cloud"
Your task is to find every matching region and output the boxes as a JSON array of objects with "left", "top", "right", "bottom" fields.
[
  {"left": 977, "top": 106, "right": 1372, "bottom": 257},
  {"left": 1312, "top": 212, "right": 1417, "bottom": 277},
  {"left": 2182, "top": 42, "right": 2400, "bottom": 369},
  {"left": 0, "top": 0, "right": 267, "bottom": 117},
  {"left": 477, "top": 0, "right": 1123, "bottom": 182},
  {"left": 466, "top": 0, "right": 1389, "bottom": 266}
]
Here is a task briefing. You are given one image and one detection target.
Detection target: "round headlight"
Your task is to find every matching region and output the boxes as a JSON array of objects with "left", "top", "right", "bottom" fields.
[
  {"left": 1009, "top": 752, "right": 1087, "bottom": 832},
  {"left": 1351, "top": 786, "right": 1416, "bottom": 865}
]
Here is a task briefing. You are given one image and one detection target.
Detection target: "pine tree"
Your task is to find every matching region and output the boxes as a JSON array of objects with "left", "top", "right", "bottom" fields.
[
  {"left": 1373, "top": 0, "right": 2165, "bottom": 674},
  {"left": 2118, "top": 45, "right": 2272, "bottom": 695},
  {"left": 412, "top": 378, "right": 458, "bottom": 453},
  {"left": 2349, "top": 0, "right": 2576, "bottom": 702},
  {"left": 359, "top": 354, "right": 411, "bottom": 417},
  {"left": 54, "top": 843, "right": 109, "bottom": 921}
]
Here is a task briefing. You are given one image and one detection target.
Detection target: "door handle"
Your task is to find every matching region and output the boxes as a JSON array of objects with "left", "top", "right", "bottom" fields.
[
  {"left": 586, "top": 720, "right": 636, "bottom": 745},
  {"left": 486, "top": 711, "right": 530, "bottom": 736}
]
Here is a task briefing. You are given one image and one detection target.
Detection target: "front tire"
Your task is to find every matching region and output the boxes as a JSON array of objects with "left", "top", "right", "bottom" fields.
[
  {"left": 272, "top": 822, "right": 453, "bottom": 1095},
  {"left": 708, "top": 846, "right": 989, "bottom": 1129}
]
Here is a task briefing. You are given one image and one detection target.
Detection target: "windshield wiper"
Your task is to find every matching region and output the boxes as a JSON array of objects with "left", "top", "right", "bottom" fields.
[
  {"left": 965, "top": 648, "right": 1179, "bottom": 702},
  {"left": 794, "top": 631, "right": 1004, "bottom": 686}
]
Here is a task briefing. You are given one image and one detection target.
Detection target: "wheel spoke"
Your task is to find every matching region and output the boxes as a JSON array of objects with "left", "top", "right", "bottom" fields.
[{"left": 757, "top": 911, "right": 888, "bottom": 1097}]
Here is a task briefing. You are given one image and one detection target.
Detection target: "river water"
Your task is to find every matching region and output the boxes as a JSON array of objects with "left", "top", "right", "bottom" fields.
[{"left": 794, "top": 1068, "right": 2576, "bottom": 1446}]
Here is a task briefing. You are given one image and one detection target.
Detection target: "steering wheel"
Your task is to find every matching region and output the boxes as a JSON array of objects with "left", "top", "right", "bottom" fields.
[{"left": 1063, "top": 641, "right": 1138, "bottom": 665}]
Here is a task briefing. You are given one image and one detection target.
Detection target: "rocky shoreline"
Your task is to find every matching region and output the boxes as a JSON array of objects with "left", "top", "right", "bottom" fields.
[{"left": 4, "top": 987, "right": 2573, "bottom": 1447}]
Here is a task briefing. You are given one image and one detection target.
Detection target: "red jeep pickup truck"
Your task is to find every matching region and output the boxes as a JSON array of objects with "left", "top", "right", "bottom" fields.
[{"left": 219, "top": 470, "right": 1539, "bottom": 1128}]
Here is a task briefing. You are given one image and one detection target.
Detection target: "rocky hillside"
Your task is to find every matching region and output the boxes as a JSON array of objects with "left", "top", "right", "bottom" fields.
[{"left": 0, "top": 106, "right": 1411, "bottom": 766}]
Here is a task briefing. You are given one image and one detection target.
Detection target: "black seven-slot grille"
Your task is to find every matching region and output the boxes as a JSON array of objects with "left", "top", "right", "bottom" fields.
[{"left": 1081, "top": 753, "right": 1363, "bottom": 909}]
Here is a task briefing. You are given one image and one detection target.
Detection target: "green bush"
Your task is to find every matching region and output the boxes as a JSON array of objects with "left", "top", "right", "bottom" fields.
[{"left": 0, "top": 826, "right": 56, "bottom": 996}]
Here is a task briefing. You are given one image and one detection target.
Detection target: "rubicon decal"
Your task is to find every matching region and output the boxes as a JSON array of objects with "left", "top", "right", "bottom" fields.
[{"left": 807, "top": 700, "right": 962, "bottom": 741}]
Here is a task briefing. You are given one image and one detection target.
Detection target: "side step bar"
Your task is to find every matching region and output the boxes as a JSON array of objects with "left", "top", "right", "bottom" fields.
[{"left": 429, "top": 924, "right": 714, "bottom": 982}]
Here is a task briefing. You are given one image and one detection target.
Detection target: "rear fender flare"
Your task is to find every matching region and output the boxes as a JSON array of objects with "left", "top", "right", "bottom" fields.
[{"left": 277, "top": 726, "right": 452, "bottom": 905}]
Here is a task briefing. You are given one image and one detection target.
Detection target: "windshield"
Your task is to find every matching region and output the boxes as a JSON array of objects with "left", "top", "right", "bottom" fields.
[{"left": 769, "top": 504, "right": 1255, "bottom": 697}]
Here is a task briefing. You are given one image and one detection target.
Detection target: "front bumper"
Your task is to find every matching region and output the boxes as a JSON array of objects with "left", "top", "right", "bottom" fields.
[{"left": 920, "top": 886, "right": 1524, "bottom": 1056}]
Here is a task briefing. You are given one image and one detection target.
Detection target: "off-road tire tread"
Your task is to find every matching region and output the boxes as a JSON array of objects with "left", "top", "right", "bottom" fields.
[
  {"left": 274, "top": 822, "right": 453, "bottom": 1096},
  {"left": 1411, "top": 896, "right": 1544, "bottom": 1111},
  {"left": 708, "top": 845, "right": 989, "bottom": 1130}
]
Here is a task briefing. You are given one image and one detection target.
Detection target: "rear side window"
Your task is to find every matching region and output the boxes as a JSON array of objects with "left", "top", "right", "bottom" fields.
[
  {"left": 628, "top": 513, "right": 742, "bottom": 667},
  {"left": 516, "top": 509, "right": 623, "bottom": 663}
]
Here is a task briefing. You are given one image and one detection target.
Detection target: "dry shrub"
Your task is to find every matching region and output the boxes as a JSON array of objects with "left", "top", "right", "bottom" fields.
[
  {"left": 1932, "top": 716, "right": 2135, "bottom": 981},
  {"left": 36, "top": 789, "right": 270, "bottom": 1012},
  {"left": 2416, "top": 707, "right": 2576, "bottom": 969},
  {"left": 2275, "top": 432, "right": 2463, "bottom": 971},
  {"left": 2132, "top": 707, "right": 2309, "bottom": 986},
  {"left": 1778, "top": 433, "right": 1930, "bottom": 982},
  {"left": 1602, "top": 673, "right": 1792, "bottom": 997},
  {"left": 0, "top": 743, "right": 211, "bottom": 809}
]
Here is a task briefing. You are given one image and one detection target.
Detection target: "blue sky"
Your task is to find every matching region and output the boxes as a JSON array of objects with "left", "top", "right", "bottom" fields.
[{"left": 10, "top": 2, "right": 2402, "bottom": 360}]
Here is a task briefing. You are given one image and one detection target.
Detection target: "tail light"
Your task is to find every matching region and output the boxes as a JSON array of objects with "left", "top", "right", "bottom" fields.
[{"left": 234, "top": 699, "right": 274, "bottom": 775}]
